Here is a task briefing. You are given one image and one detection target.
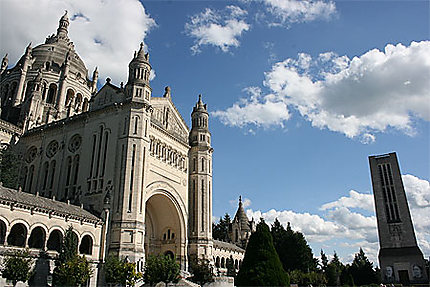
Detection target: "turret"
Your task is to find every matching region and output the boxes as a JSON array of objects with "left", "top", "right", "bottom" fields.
[
  {"left": 14, "top": 43, "right": 32, "bottom": 105},
  {"left": 125, "top": 42, "right": 152, "bottom": 104},
  {"left": 230, "top": 196, "right": 252, "bottom": 248},
  {"left": 1, "top": 54, "right": 8, "bottom": 74},
  {"left": 20, "top": 69, "right": 44, "bottom": 131},
  {"left": 91, "top": 67, "right": 98, "bottom": 93},
  {"left": 188, "top": 95, "right": 213, "bottom": 261},
  {"left": 57, "top": 10, "right": 69, "bottom": 40},
  {"left": 56, "top": 50, "right": 71, "bottom": 112}
]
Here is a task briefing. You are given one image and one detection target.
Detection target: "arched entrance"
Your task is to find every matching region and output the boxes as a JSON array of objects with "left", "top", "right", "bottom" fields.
[{"left": 144, "top": 192, "right": 186, "bottom": 269}]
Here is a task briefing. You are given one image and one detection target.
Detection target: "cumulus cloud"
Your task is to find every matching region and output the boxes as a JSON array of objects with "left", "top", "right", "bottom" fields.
[
  {"left": 214, "top": 41, "right": 430, "bottom": 141},
  {"left": 0, "top": 0, "right": 156, "bottom": 84},
  {"left": 320, "top": 190, "right": 374, "bottom": 212},
  {"left": 263, "top": 0, "right": 337, "bottom": 26},
  {"left": 213, "top": 86, "right": 290, "bottom": 128},
  {"left": 246, "top": 174, "right": 430, "bottom": 264},
  {"left": 185, "top": 5, "right": 250, "bottom": 54}
]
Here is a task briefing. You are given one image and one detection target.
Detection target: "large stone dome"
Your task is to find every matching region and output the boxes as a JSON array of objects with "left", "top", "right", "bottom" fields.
[{"left": 31, "top": 40, "right": 88, "bottom": 80}]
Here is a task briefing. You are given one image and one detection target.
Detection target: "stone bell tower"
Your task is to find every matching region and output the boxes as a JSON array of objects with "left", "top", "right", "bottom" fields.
[
  {"left": 109, "top": 43, "right": 153, "bottom": 265},
  {"left": 188, "top": 95, "right": 214, "bottom": 261},
  {"left": 369, "top": 152, "right": 428, "bottom": 285}
]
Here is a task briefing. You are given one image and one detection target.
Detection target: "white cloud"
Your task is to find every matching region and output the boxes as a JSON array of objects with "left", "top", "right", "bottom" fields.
[
  {"left": 0, "top": 0, "right": 156, "bottom": 85},
  {"left": 212, "top": 86, "right": 290, "bottom": 128},
  {"left": 214, "top": 41, "right": 430, "bottom": 140},
  {"left": 185, "top": 6, "right": 250, "bottom": 54},
  {"left": 242, "top": 197, "right": 252, "bottom": 208},
  {"left": 320, "top": 190, "right": 374, "bottom": 212},
  {"left": 263, "top": 0, "right": 337, "bottom": 26},
  {"left": 246, "top": 174, "right": 430, "bottom": 264}
]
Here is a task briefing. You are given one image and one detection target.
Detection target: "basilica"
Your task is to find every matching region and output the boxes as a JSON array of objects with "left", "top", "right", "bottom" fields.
[{"left": 0, "top": 12, "right": 253, "bottom": 286}]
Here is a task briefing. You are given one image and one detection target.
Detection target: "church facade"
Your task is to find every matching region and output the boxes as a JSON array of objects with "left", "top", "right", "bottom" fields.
[{"left": 0, "top": 12, "right": 248, "bottom": 286}]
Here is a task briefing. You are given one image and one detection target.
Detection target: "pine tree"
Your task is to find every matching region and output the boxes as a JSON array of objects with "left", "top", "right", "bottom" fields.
[
  {"left": 271, "top": 219, "right": 317, "bottom": 273},
  {"left": 236, "top": 220, "right": 289, "bottom": 286},
  {"left": 213, "top": 213, "right": 231, "bottom": 241},
  {"left": 326, "top": 252, "right": 343, "bottom": 286},
  {"left": 349, "top": 248, "right": 378, "bottom": 285},
  {"left": 320, "top": 249, "right": 328, "bottom": 273}
]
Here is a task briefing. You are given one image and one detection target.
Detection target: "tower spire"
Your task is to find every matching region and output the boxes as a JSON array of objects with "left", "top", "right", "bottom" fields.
[
  {"left": 57, "top": 10, "right": 70, "bottom": 39},
  {"left": 1, "top": 54, "right": 8, "bottom": 74}
]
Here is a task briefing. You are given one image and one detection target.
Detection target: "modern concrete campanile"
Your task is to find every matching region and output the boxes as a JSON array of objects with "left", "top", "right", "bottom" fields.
[{"left": 369, "top": 152, "right": 428, "bottom": 285}]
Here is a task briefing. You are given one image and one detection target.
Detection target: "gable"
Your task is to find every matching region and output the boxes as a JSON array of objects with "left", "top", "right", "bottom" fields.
[
  {"left": 89, "top": 82, "right": 124, "bottom": 111},
  {"left": 151, "top": 97, "right": 189, "bottom": 143}
]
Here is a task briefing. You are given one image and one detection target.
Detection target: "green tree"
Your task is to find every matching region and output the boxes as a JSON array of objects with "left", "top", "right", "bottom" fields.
[
  {"left": 189, "top": 258, "right": 214, "bottom": 286},
  {"left": 143, "top": 255, "right": 180, "bottom": 286},
  {"left": 289, "top": 270, "right": 328, "bottom": 286},
  {"left": 226, "top": 256, "right": 236, "bottom": 277},
  {"left": 349, "top": 248, "right": 378, "bottom": 285},
  {"left": 320, "top": 249, "right": 328, "bottom": 273},
  {"left": 271, "top": 219, "right": 317, "bottom": 273},
  {"left": 53, "top": 226, "right": 93, "bottom": 286},
  {"left": 1, "top": 249, "right": 33, "bottom": 287},
  {"left": 326, "top": 252, "right": 344, "bottom": 286},
  {"left": 212, "top": 213, "right": 231, "bottom": 241},
  {"left": 0, "top": 146, "right": 21, "bottom": 189},
  {"left": 236, "top": 219, "right": 289, "bottom": 286},
  {"left": 105, "top": 255, "right": 142, "bottom": 286}
]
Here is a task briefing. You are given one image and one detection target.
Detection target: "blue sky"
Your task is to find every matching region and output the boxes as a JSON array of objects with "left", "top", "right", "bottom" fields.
[{"left": 1, "top": 0, "right": 429, "bottom": 264}]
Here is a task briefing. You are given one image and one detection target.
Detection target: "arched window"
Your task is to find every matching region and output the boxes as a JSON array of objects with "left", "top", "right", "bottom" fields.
[
  {"left": 134, "top": 116, "right": 139, "bottom": 134},
  {"left": 65, "top": 89, "right": 74, "bottom": 106},
  {"left": 28, "top": 227, "right": 46, "bottom": 249},
  {"left": 201, "top": 158, "right": 205, "bottom": 172},
  {"left": 21, "top": 166, "right": 28, "bottom": 191},
  {"left": 7, "top": 223, "right": 27, "bottom": 247},
  {"left": 164, "top": 251, "right": 174, "bottom": 260},
  {"left": 79, "top": 235, "right": 93, "bottom": 255},
  {"left": 82, "top": 98, "right": 89, "bottom": 112},
  {"left": 235, "top": 259, "right": 238, "bottom": 270},
  {"left": 41, "top": 83, "right": 47, "bottom": 100},
  {"left": 49, "top": 160, "right": 56, "bottom": 190},
  {"left": 75, "top": 93, "right": 82, "bottom": 109},
  {"left": 0, "top": 220, "right": 6, "bottom": 245},
  {"left": 221, "top": 257, "right": 225, "bottom": 268},
  {"left": 215, "top": 257, "right": 220, "bottom": 268},
  {"left": 46, "top": 83, "right": 57, "bottom": 104},
  {"left": 26, "top": 165, "right": 35, "bottom": 192},
  {"left": 45, "top": 62, "right": 50, "bottom": 70},
  {"left": 1, "top": 84, "right": 9, "bottom": 104},
  {"left": 10, "top": 82, "right": 17, "bottom": 100},
  {"left": 42, "top": 161, "right": 49, "bottom": 190},
  {"left": 47, "top": 229, "right": 63, "bottom": 252}
]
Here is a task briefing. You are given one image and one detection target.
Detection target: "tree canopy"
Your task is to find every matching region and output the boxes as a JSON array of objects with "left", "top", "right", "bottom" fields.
[
  {"left": 349, "top": 248, "right": 378, "bottom": 285},
  {"left": 271, "top": 219, "right": 317, "bottom": 273},
  {"left": 105, "top": 255, "right": 142, "bottom": 286},
  {"left": 236, "top": 220, "right": 289, "bottom": 286},
  {"left": 0, "top": 146, "right": 21, "bottom": 189},
  {"left": 1, "top": 249, "right": 33, "bottom": 287},
  {"left": 212, "top": 213, "right": 231, "bottom": 241},
  {"left": 189, "top": 258, "right": 214, "bottom": 286},
  {"left": 53, "top": 226, "right": 93, "bottom": 286},
  {"left": 143, "top": 254, "right": 180, "bottom": 286}
]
